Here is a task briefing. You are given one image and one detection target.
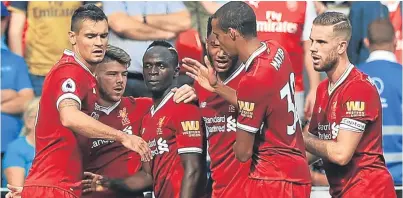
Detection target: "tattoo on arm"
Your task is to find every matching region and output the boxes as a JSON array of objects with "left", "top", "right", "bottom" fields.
[{"left": 58, "top": 99, "right": 80, "bottom": 111}]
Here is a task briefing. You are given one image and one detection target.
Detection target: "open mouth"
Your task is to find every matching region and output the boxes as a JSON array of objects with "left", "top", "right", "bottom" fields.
[
  {"left": 113, "top": 87, "right": 123, "bottom": 93},
  {"left": 311, "top": 55, "right": 321, "bottom": 64},
  {"left": 93, "top": 49, "right": 103, "bottom": 55},
  {"left": 216, "top": 59, "right": 229, "bottom": 68}
]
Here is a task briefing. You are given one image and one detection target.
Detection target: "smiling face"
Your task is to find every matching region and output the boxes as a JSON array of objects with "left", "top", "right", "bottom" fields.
[
  {"left": 143, "top": 46, "right": 178, "bottom": 94},
  {"left": 96, "top": 60, "right": 128, "bottom": 103},
  {"left": 206, "top": 33, "right": 237, "bottom": 73},
  {"left": 309, "top": 25, "right": 340, "bottom": 72},
  {"left": 69, "top": 19, "right": 109, "bottom": 65}
]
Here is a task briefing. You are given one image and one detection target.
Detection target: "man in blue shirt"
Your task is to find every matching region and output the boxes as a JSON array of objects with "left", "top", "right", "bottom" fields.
[
  {"left": 358, "top": 19, "right": 402, "bottom": 196},
  {"left": 1, "top": 2, "right": 34, "bottom": 154}
]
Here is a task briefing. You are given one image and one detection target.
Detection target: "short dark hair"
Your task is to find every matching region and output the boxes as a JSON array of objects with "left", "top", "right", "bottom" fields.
[
  {"left": 145, "top": 40, "right": 179, "bottom": 67},
  {"left": 71, "top": 4, "right": 107, "bottom": 32},
  {"left": 368, "top": 19, "right": 395, "bottom": 45},
  {"left": 212, "top": 1, "right": 257, "bottom": 38},
  {"left": 313, "top": 12, "right": 352, "bottom": 41},
  {"left": 207, "top": 16, "right": 213, "bottom": 37},
  {"left": 102, "top": 45, "right": 131, "bottom": 67}
]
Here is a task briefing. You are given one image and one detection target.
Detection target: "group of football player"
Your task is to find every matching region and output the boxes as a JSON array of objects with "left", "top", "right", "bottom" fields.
[{"left": 6, "top": 2, "right": 397, "bottom": 198}]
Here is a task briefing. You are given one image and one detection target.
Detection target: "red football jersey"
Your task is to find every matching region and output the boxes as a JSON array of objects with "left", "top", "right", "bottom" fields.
[
  {"left": 246, "top": 1, "right": 316, "bottom": 92},
  {"left": 23, "top": 49, "right": 98, "bottom": 197},
  {"left": 194, "top": 64, "right": 250, "bottom": 198},
  {"left": 236, "top": 41, "right": 311, "bottom": 184},
  {"left": 309, "top": 65, "right": 395, "bottom": 197},
  {"left": 84, "top": 97, "right": 152, "bottom": 198},
  {"left": 141, "top": 92, "right": 205, "bottom": 198}
]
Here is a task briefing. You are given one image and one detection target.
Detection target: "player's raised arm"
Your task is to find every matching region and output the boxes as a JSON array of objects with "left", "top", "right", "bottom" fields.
[{"left": 182, "top": 56, "right": 238, "bottom": 106}]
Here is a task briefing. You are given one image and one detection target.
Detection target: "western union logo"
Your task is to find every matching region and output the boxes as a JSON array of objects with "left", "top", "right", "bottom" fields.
[
  {"left": 238, "top": 101, "right": 255, "bottom": 112},
  {"left": 346, "top": 101, "right": 365, "bottom": 111},
  {"left": 181, "top": 121, "right": 200, "bottom": 131}
]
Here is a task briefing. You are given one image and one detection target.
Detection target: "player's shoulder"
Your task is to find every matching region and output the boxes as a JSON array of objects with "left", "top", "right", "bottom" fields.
[
  {"left": 252, "top": 40, "right": 290, "bottom": 74},
  {"left": 123, "top": 96, "right": 153, "bottom": 113},
  {"left": 345, "top": 68, "right": 378, "bottom": 94}
]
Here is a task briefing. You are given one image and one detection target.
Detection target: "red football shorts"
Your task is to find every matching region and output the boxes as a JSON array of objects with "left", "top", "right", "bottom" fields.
[
  {"left": 21, "top": 186, "right": 78, "bottom": 198},
  {"left": 243, "top": 179, "right": 311, "bottom": 198}
]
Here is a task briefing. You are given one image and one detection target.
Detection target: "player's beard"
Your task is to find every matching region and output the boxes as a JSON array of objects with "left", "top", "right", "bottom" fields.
[{"left": 315, "top": 49, "right": 338, "bottom": 72}]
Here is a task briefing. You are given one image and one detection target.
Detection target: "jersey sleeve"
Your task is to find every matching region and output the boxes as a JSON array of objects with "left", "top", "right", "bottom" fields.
[
  {"left": 174, "top": 104, "right": 204, "bottom": 155},
  {"left": 338, "top": 81, "right": 380, "bottom": 133},
  {"left": 51, "top": 65, "right": 92, "bottom": 110},
  {"left": 236, "top": 76, "right": 270, "bottom": 134}
]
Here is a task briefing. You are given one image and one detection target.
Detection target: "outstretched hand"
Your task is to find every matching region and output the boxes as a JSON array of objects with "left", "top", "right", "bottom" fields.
[
  {"left": 182, "top": 56, "right": 219, "bottom": 92},
  {"left": 82, "top": 172, "right": 108, "bottom": 194}
]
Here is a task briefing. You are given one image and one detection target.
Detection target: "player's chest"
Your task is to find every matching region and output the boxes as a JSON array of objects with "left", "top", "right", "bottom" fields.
[
  {"left": 141, "top": 115, "right": 176, "bottom": 156},
  {"left": 200, "top": 99, "right": 238, "bottom": 136},
  {"left": 314, "top": 92, "right": 343, "bottom": 140}
]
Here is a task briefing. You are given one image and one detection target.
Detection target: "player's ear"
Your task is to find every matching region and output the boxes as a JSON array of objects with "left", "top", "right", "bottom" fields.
[
  {"left": 337, "top": 40, "right": 348, "bottom": 55},
  {"left": 68, "top": 31, "right": 77, "bottom": 45},
  {"left": 229, "top": 28, "right": 237, "bottom": 41},
  {"left": 173, "top": 65, "right": 180, "bottom": 78}
]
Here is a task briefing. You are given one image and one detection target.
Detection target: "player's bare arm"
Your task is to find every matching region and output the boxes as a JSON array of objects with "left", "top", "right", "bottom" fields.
[
  {"left": 233, "top": 128, "right": 255, "bottom": 162},
  {"left": 180, "top": 153, "right": 204, "bottom": 198},
  {"left": 303, "top": 129, "right": 363, "bottom": 166},
  {"left": 85, "top": 162, "right": 153, "bottom": 194},
  {"left": 183, "top": 56, "right": 238, "bottom": 106},
  {"left": 58, "top": 98, "right": 152, "bottom": 161},
  {"left": 171, "top": 84, "right": 198, "bottom": 104}
]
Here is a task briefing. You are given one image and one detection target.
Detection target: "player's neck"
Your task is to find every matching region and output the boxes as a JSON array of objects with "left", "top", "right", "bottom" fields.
[
  {"left": 98, "top": 97, "right": 116, "bottom": 107},
  {"left": 152, "top": 85, "right": 175, "bottom": 107},
  {"left": 218, "top": 60, "right": 242, "bottom": 80},
  {"left": 327, "top": 55, "right": 351, "bottom": 86},
  {"left": 239, "top": 38, "right": 263, "bottom": 65},
  {"left": 73, "top": 47, "right": 96, "bottom": 73}
]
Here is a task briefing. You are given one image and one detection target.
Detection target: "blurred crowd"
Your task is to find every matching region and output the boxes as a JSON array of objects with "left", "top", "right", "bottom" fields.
[{"left": 0, "top": 0, "right": 401, "bottom": 195}]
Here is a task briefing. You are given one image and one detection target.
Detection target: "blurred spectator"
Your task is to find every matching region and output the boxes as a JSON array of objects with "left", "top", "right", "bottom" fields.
[
  {"left": 382, "top": 1, "right": 402, "bottom": 64},
  {"left": 246, "top": 1, "right": 320, "bottom": 121},
  {"left": 358, "top": 19, "right": 402, "bottom": 196},
  {"left": 1, "top": 2, "right": 34, "bottom": 155},
  {"left": 7, "top": 2, "right": 98, "bottom": 96},
  {"left": 2, "top": 97, "right": 39, "bottom": 187},
  {"left": 347, "top": 1, "right": 389, "bottom": 65},
  {"left": 184, "top": 1, "right": 223, "bottom": 41},
  {"left": 103, "top": 1, "right": 191, "bottom": 98},
  {"left": 313, "top": 1, "right": 328, "bottom": 15}
]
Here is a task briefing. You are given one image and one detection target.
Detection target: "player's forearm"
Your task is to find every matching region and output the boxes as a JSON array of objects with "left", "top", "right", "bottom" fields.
[
  {"left": 180, "top": 159, "right": 203, "bottom": 198},
  {"left": 1, "top": 94, "right": 34, "bottom": 114},
  {"left": 213, "top": 81, "right": 238, "bottom": 107},
  {"left": 108, "top": 170, "right": 153, "bottom": 193},
  {"left": 59, "top": 108, "right": 127, "bottom": 142},
  {"left": 145, "top": 12, "right": 191, "bottom": 33},
  {"left": 303, "top": 133, "right": 347, "bottom": 165}
]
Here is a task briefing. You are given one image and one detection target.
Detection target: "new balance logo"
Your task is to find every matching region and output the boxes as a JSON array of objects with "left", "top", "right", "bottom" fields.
[{"left": 181, "top": 121, "right": 200, "bottom": 131}]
